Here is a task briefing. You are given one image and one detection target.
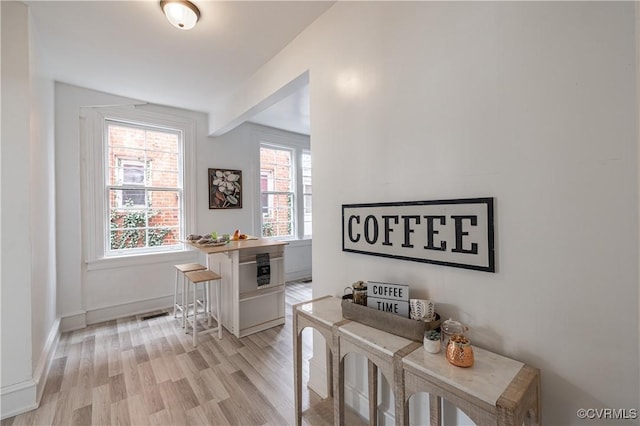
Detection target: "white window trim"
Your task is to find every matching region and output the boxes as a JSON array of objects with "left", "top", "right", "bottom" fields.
[
  {"left": 252, "top": 125, "right": 311, "bottom": 242},
  {"left": 81, "top": 105, "right": 196, "bottom": 267}
]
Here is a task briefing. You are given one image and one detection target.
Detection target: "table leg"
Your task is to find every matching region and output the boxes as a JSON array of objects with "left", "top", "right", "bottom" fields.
[
  {"left": 333, "top": 329, "right": 344, "bottom": 426},
  {"left": 368, "top": 360, "right": 378, "bottom": 426},
  {"left": 429, "top": 394, "right": 441, "bottom": 426},
  {"left": 293, "top": 310, "right": 302, "bottom": 426},
  {"left": 326, "top": 341, "right": 333, "bottom": 398}
]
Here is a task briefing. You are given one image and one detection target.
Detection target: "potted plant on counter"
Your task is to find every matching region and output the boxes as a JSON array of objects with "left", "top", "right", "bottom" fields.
[{"left": 423, "top": 330, "right": 441, "bottom": 354}]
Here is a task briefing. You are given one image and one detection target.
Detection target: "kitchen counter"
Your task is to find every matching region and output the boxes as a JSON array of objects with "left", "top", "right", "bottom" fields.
[{"left": 188, "top": 238, "right": 288, "bottom": 338}]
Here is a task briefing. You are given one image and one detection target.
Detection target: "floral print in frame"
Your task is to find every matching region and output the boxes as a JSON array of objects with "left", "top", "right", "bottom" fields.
[{"left": 209, "top": 168, "right": 242, "bottom": 209}]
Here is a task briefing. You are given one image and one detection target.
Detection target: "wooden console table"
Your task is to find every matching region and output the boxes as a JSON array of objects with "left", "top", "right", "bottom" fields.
[{"left": 292, "top": 296, "right": 540, "bottom": 426}]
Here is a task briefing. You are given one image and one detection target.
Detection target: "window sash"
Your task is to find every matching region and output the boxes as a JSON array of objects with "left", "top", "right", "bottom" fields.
[{"left": 105, "top": 120, "right": 183, "bottom": 255}]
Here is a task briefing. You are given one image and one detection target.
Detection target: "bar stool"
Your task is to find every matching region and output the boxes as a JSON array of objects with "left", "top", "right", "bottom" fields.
[
  {"left": 173, "top": 263, "right": 207, "bottom": 327},
  {"left": 184, "top": 269, "right": 223, "bottom": 347}
]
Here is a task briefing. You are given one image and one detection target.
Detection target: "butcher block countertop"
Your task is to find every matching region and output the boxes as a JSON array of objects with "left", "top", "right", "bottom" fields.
[{"left": 186, "top": 238, "right": 288, "bottom": 254}]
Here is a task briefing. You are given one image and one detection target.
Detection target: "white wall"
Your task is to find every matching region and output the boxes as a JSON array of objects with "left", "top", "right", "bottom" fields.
[
  {"left": 211, "top": 2, "right": 639, "bottom": 424},
  {"left": 1, "top": 1, "right": 57, "bottom": 417},
  {"left": 1, "top": 0, "right": 34, "bottom": 406},
  {"left": 203, "top": 122, "right": 312, "bottom": 281},
  {"left": 55, "top": 86, "right": 311, "bottom": 328},
  {"left": 27, "top": 2, "right": 58, "bottom": 404}
]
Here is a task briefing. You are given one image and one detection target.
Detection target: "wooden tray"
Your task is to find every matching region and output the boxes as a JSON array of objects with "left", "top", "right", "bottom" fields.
[{"left": 341, "top": 300, "right": 440, "bottom": 342}]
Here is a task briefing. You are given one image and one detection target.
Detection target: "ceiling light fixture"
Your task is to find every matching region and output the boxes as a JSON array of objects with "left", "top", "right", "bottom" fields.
[{"left": 160, "top": 0, "right": 200, "bottom": 30}]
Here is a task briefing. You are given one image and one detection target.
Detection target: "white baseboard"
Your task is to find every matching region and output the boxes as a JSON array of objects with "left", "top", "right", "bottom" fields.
[
  {"left": 344, "top": 379, "right": 395, "bottom": 425},
  {"left": 60, "top": 310, "right": 87, "bottom": 332},
  {"left": 33, "top": 318, "right": 61, "bottom": 403},
  {"left": 85, "top": 295, "right": 174, "bottom": 325},
  {"left": 285, "top": 268, "right": 312, "bottom": 282},
  {"left": 344, "top": 380, "right": 370, "bottom": 421},
  {"left": 307, "top": 355, "right": 330, "bottom": 398},
  {"left": 0, "top": 380, "right": 38, "bottom": 420}
]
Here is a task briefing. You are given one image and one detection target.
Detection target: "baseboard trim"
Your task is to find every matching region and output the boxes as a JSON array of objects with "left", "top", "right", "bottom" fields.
[
  {"left": 0, "top": 380, "right": 38, "bottom": 420},
  {"left": 60, "top": 310, "right": 87, "bottom": 332},
  {"left": 33, "top": 318, "right": 61, "bottom": 403},
  {"left": 85, "top": 295, "right": 174, "bottom": 325},
  {"left": 307, "top": 355, "right": 330, "bottom": 398},
  {"left": 344, "top": 380, "right": 370, "bottom": 420},
  {"left": 285, "top": 268, "right": 312, "bottom": 282}
]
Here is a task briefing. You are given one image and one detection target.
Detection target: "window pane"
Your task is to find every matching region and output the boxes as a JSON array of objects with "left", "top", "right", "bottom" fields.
[
  {"left": 108, "top": 125, "right": 145, "bottom": 150},
  {"left": 106, "top": 120, "right": 182, "bottom": 254},
  {"left": 146, "top": 130, "right": 179, "bottom": 153},
  {"left": 110, "top": 189, "right": 146, "bottom": 209},
  {"left": 150, "top": 208, "right": 180, "bottom": 228},
  {"left": 261, "top": 193, "right": 293, "bottom": 238},
  {"left": 148, "top": 190, "right": 179, "bottom": 209},
  {"left": 122, "top": 189, "right": 145, "bottom": 206},
  {"left": 123, "top": 165, "right": 144, "bottom": 184}
]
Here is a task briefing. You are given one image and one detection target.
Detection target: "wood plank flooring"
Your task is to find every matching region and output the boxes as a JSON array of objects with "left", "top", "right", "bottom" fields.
[{"left": 2, "top": 281, "right": 366, "bottom": 426}]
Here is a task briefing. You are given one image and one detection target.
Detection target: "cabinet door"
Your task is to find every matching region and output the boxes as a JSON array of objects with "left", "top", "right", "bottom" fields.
[
  {"left": 239, "top": 290, "right": 285, "bottom": 332},
  {"left": 238, "top": 257, "right": 284, "bottom": 293}
]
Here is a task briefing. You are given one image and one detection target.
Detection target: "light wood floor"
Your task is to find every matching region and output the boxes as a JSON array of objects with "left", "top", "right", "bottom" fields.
[{"left": 2, "top": 281, "right": 366, "bottom": 426}]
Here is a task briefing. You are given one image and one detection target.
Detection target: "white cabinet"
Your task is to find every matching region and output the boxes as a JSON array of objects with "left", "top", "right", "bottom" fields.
[{"left": 201, "top": 240, "right": 287, "bottom": 338}]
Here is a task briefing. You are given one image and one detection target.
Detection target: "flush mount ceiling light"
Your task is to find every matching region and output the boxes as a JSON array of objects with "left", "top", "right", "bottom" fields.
[{"left": 160, "top": 0, "right": 200, "bottom": 30}]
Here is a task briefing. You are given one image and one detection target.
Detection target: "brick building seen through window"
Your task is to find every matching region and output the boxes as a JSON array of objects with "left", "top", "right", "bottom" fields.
[
  {"left": 260, "top": 145, "right": 312, "bottom": 239},
  {"left": 107, "top": 122, "right": 182, "bottom": 251}
]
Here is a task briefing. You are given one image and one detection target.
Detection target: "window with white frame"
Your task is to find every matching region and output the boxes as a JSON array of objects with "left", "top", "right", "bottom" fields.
[
  {"left": 83, "top": 106, "right": 195, "bottom": 264},
  {"left": 106, "top": 120, "right": 183, "bottom": 253},
  {"left": 258, "top": 140, "right": 311, "bottom": 240},
  {"left": 301, "top": 151, "right": 312, "bottom": 238},
  {"left": 260, "top": 145, "right": 294, "bottom": 238}
]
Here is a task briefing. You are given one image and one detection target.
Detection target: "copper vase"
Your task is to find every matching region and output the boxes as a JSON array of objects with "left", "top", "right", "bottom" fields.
[{"left": 446, "top": 335, "right": 474, "bottom": 367}]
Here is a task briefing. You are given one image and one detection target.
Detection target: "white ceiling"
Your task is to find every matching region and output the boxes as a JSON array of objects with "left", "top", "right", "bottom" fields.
[{"left": 26, "top": 1, "right": 329, "bottom": 134}]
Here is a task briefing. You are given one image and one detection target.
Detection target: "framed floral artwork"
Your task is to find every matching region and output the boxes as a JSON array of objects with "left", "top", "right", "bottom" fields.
[{"left": 209, "top": 168, "right": 242, "bottom": 209}]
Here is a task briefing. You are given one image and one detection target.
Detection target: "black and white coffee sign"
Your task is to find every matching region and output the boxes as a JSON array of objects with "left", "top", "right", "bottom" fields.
[
  {"left": 342, "top": 198, "right": 495, "bottom": 272},
  {"left": 367, "top": 281, "right": 410, "bottom": 317}
]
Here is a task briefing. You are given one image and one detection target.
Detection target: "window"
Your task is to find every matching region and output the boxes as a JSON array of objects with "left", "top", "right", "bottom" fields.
[
  {"left": 258, "top": 137, "right": 312, "bottom": 240},
  {"left": 83, "top": 106, "right": 195, "bottom": 265},
  {"left": 260, "top": 145, "right": 294, "bottom": 238},
  {"left": 301, "top": 151, "right": 312, "bottom": 238},
  {"left": 106, "top": 121, "right": 182, "bottom": 253}
]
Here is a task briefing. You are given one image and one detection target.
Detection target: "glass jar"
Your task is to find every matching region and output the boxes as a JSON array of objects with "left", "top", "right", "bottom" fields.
[
  {"left": 441, "top": 318, "right": 468, "bottom": 343},
  {"left": 352, "top": 281, "right": 367, "bottom": 305}
]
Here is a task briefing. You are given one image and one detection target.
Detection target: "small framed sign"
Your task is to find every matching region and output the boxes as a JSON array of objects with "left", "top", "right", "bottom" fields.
[
  {"left": 342, "top": 198, "right": 495, "bottom": 272},
  {"left": 367, "top": 281, "right": 410, "bottom": 317}
]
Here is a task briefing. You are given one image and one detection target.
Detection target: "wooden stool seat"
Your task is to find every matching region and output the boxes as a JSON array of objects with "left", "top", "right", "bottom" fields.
[
  {"left": 175, "top": 263, "right": 208, "bottom": 273},
  {"left": 184, "top": 269, "right": 221, "bottom": 283},
  {"left": 174, "top": 263, "right": 207, "bottom": 327},
  {"left": 184, "top": 269, "right": 223, "bottom": 346}
]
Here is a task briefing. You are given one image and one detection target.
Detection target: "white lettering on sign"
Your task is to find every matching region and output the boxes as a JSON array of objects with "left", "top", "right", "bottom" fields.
[
  {"left": 342, "top": 198, "right": 495, "bottom": 272},
  {"left": 366, "top": 281, "right": 409, "bottom": 302},
  {"left": 367, "top": 297, "right": 409, "bottom": 317}
]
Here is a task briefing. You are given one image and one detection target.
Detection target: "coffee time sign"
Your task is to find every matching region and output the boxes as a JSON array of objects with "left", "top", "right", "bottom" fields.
[{"left": 342, "top": 198, "right": 495, "bottom": 272}]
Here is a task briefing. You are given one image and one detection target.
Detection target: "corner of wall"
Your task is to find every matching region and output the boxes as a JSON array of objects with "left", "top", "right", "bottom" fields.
[
  {"left": 33, "top": 318, "right": 61, "bottom": 403},
  {"left": 60, "top": 310, "right": 87, "bottom": 332},
  {"left": 0, "top": 380, "right": 37, "bottom": 420},
  {"left": 307, "top": 355, "right": 330, "bottom": 398}
]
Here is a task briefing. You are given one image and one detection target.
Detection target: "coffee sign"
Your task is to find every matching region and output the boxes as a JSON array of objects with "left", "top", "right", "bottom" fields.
[
  {"left": 367, "top": 281, "right": 409, "bottom": 317},
  {"left": 342, "top": 198, "right": 495, "bottom": 272}
]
